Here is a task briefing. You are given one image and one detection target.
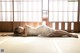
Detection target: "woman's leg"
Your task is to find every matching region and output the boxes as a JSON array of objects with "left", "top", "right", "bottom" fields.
[{"left": 67, "top": 33, "right": 78, "bottom": 38}]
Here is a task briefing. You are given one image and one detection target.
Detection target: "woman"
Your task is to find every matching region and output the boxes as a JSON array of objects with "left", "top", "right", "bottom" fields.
[{"left": 14, "top": 26, "right": 78, "bottom": 38}]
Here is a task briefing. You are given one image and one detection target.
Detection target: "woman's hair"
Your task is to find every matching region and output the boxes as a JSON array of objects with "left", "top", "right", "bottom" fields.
[{"left": 14, "top": 26, "right": 25, "bottom": 34}]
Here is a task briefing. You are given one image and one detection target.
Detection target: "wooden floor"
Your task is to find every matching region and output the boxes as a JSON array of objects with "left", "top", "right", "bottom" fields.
[{"left": 0, "top": 33, "right": 80, "bottom": 53}]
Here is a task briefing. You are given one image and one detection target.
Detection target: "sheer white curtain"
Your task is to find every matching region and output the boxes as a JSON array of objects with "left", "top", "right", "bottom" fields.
[
  {"left": 49, "top": 0, "right": 78, "bottom": 22},
  {"left": 0, "top": 0, "right": 78, "bottom": 22},
  {"left": 0, "top": 0, "right": 13, "bottom": 21},
  {"left": 0, "top": 0, "right": 42, "bottom": 22},
  {"left": 14, "top": 0, "right": 42, "bottom": 22}
]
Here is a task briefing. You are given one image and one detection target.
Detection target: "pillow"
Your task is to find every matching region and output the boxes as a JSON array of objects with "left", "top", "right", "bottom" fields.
[
  {"left": 36, "top": 25, "right": 53, "bottom": 37},
  {"left": 25, "top": 25, "right": 38, "bottom": 36}
]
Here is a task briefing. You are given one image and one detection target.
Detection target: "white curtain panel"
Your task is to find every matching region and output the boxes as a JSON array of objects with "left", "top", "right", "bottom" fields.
[{"left": 49, "top": 0, "right": 78, "bottom": 22}]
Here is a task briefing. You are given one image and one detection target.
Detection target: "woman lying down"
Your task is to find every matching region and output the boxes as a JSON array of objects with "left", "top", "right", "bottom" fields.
[{"left": 14, "top": 25, "right": 78, "bottom": 38}]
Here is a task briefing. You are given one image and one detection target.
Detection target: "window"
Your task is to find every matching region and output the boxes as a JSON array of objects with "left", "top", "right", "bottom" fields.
[
  {"left": 0, "top": 0, "right": 78, "bottom": 23},
  {"left": 0, "top": 0, "right": 13, "bottom": 21},
  {"left": 49, "top": 0, "right": 78, "bottom": 22},
  {"left": 42, "top": 0, "right": 48, "bottom": 18},
  {"left": 0, "top": 0, "right": 42, "bottom": 22},
  {"left": 14, "top": 0, "right": 42, "bottom": 22}
]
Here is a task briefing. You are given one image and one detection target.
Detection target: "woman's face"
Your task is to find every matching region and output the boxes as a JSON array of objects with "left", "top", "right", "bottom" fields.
[{"left": 17, "top": 27, "right": 25, "bottom": 34}]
